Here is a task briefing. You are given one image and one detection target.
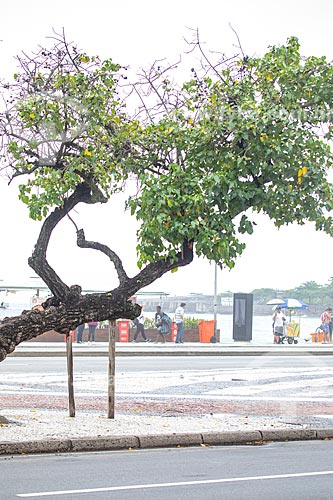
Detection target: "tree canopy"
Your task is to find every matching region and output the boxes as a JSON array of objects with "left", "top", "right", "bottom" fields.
[{"left": 0, "top": 31, "right": 333, "bottom": 361}]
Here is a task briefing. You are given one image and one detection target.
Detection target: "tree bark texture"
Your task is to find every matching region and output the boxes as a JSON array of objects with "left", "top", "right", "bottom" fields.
[
  {"left": 66, "top": 332, "right": 75, "bottom": 417},
  {"left": 107, "top": 320, "right": 116, "bottom": 419},
  {"left": 0, "top": 292, "right": 140, "bottom": 362}
]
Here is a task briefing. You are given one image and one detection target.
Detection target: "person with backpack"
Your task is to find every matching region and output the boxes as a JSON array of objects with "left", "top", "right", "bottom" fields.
[
  {"left": 320, "top": 307, "right": 332, "bottom": 344},
  {"left": 154, "top": 305, "right": 171, "bottom": 343}
]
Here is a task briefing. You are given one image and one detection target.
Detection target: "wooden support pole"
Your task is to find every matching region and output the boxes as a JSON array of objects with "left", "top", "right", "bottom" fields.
[
  {"left": 107, "top": 319, "right": 116, "bottom": 419},
  {"left": 66, "top": 331, "right": 75, "bottom": 417}
]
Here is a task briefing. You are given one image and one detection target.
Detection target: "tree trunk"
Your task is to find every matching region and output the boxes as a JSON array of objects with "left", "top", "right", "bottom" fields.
[
  {"left": 66, "top": 331, "right": 75, "bottom": 417},
  {"left": 107, "top": 320, "right": 116, "bottom": 419},
  {"left": 0, "top": 292, "right": 140, "bottom": 362}
]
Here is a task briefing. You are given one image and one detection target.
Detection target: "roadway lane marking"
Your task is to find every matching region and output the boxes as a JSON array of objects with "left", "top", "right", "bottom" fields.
[{"left": 16, "top": 470, "right": 333, "bottom": 497}]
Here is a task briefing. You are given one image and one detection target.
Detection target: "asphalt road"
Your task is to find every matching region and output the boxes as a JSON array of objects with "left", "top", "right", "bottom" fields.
[
  {"left": 1, "top": 355, "right": 333, "bottom": 374},
  {"left": 2, "top": 440, "right": 333, "bottom": 499}
]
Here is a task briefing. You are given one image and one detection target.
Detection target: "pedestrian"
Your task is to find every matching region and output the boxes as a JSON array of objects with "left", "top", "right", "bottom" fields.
[
  {"left": 320, "top": 307, "right": 332, "bottom": 344},
  {"left": 174, "top": 302, "right": 186, "bottom": 344},
  {"left": 329, "top": 317, "right": 333, "bottom": 344},
  {"left": 88, "top": 321, "right": 98, "bottom": 344},
  {"left": 132, "top": 306, "right": 151, "bottom": 343},
  {"left": 272, "top": 306, "right": 286, "bottom": 344},
  {"left": 76, "top": 323, "right": 85, "bottom": 344},
  {"left": 154, "top": 305, "right": 170, "bottom": 343}
]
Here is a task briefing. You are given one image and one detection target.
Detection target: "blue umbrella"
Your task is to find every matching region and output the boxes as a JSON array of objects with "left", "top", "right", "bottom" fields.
[
  {"left": 280, "top": 298, "right": 309, "bottom": 309},
  {"left": 266, "top": 299, "right": 286, "bottom": 306},
  {"left": 279, "top": 298, "right": 309, "bottom": 321}
]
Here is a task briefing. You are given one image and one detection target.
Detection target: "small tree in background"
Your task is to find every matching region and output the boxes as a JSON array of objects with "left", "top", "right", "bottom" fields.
[{"left": 0, "top": 30, "right": 333, "bottom": 362}]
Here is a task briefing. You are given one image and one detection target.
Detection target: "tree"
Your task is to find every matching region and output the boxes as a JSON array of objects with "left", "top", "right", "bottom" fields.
[
  {"left": 322, "top": 277, "right": 333, "bottom": 304},
  {"left": 1, "top": 31, "right": 333, "bottom": 362},
  {"left": 251, "top": 288, "right": 278, "bottom": 305},
  {"left": 287, "top": 281, "right": 324, "bottom": 304}
]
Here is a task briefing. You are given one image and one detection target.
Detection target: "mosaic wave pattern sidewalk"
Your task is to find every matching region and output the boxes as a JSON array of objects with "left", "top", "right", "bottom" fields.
[{"left": 2, "top": 363, "right": 333, "bottom": 429}]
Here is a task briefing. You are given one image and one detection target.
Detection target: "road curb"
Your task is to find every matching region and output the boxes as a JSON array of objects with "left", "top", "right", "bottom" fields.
[
  {"left": 137, "top": 432, "right": 203, "bottom": 449},
  {"left": 10, "top": 349, "right": 333, "bottom": 357},
  {"left": 201, "top": 430, "right": 263, "bottom": 445},
  {"left": 70, "top": 435, "right": 140, "bottom": 452},
  {"left": 1, "top": 428, "right": 333, "bottom": 456},
  {"left": 0, "top": 439, "right": 72, "bottom": 455}
]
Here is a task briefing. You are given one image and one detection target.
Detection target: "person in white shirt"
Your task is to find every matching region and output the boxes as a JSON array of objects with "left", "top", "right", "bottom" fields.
[
  {"left": 132, "top": 306, "right": 151, "bottom": 343},
  {"left": 272, "top": 306, "right": 286, "bottom": 344},
  {"left": 174, "top": 302, "right": 186, "bottom": 343}
]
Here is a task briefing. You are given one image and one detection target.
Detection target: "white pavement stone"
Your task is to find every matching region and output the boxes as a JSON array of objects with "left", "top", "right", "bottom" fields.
[{"left": 0, "top": 409, "right": 305, "bottom": 443}]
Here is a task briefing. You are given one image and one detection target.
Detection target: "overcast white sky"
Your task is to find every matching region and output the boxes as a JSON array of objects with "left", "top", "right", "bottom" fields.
[{"left": 1, "top": 0, "right": 333, "bottom": 296}]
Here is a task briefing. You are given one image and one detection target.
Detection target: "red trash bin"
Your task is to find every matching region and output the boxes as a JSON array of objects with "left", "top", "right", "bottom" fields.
[
  {"left": 64, "top": 330, "right": 75, "bottom": 342},
  {"left": 118, "top": 320, "right": 130, "bottom": 342},
  {"left": 171, "top": 322, "right": 178, "bottom": 342}
]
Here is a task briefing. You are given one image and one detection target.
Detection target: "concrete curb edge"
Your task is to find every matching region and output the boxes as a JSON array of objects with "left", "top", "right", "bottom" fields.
[
  {"left": 10, "top": 350, "right": 333, "bottom": 357},
  {"left": 1, "top": 428, "right": 333, "bottom": 456}
]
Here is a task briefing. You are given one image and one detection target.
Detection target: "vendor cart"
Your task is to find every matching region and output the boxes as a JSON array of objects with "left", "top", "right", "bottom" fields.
[{"left": 283, "top": 321, "right": 300, "bottom": 344}]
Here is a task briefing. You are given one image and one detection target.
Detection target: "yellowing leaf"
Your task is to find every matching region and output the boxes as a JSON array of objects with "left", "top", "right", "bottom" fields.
[
  {"left": 29, "top": 113, "right": 35, "bottom": 119},
  {"left": 84, "top": 149, "right": 92, "bottom": 156},
  {"left": 167, "top": 199, "right": 171, "bottom": 207}
]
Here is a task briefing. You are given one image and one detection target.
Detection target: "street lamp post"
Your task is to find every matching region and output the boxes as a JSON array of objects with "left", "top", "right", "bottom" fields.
[{"left": 213, "top": 263, "right": 217, "bottom": 340}]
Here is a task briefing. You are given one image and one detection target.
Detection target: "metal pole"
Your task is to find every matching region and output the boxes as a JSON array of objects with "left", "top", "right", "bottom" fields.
[{"left": 213, "top": 263, "right": 217, "bottom": 340}]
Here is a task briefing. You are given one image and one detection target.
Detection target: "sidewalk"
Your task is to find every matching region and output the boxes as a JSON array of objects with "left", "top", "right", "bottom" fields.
[
  {"left": 10, "top": 340, "right": 333, "bottom": 357},
  {"left": 2, "top": 340, "right": 333, "bottom": 456}
]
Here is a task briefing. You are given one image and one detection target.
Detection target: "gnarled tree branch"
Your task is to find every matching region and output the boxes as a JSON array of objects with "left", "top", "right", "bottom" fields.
[
  {"left": 76, "top": 228, "right": 129, "bottom": 286},
  {"left": 118, "top": 239, "right": 194, "bottom": 297},
  {"left": 28, "top": 182, "right": 99, "bottom": 300}
]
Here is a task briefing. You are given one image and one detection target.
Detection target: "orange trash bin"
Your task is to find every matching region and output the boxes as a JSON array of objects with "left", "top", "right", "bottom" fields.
[
  {"left": 310, "top": 330, "right": 324, "bottom": 343},
  {"left": 198, "top": 320, "right": 216, "bottom": 343}
]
